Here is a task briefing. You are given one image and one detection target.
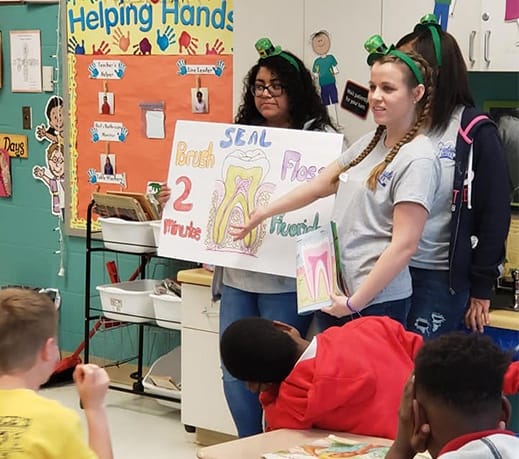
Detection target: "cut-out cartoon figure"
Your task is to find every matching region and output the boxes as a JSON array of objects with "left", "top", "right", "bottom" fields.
[
  {"left": 32, "top": 142, "right": 65, "bottom": 218},
  {"left": 35, "top": 96, "right": 64, "bottom": 144},
  {"left": 434, "top": 0, "right": 452, "bottom": 31},
  {"left": 311, "top": 30, "right": 339, "bottom": 121}
]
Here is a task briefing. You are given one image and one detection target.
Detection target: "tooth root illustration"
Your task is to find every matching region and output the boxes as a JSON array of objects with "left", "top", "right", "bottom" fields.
[
  {"left": 301, "top": 239, "right": 333, "bottom": 300},
  {"left": 213, "top": 150, "right": 270, "bottom": 247}
]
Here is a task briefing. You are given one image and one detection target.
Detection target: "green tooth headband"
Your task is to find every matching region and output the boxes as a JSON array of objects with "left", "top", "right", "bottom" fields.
[
  {"left": 364, "top": 34, "right": 424, "bottom": 85},
  {"left": 414, "top": 13, "right": 443, "bottom": 67},
  {"left": 254, "top": 37, "right": 300, "bottom": 72}
]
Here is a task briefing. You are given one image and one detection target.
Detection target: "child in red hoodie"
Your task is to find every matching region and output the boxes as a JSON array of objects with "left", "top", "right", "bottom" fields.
[{"left": 221, "top": 316, "right": 519, "bottom": 439}]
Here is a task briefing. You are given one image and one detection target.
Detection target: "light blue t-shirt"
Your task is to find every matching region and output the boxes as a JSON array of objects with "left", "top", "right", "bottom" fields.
[{"left": 335, "top": 132, "right": 440, "bottom": 306}]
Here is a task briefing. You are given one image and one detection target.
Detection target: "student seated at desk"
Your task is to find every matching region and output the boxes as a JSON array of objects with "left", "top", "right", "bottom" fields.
[
  {"left": 387, "top": 332, "right": 519, "bottom": 459},
  {"left": 221, "top": 316, "right": 519, "bottom": 440},
  {"left": 221, "top": 316, "right": 421, "bottom": 439}
]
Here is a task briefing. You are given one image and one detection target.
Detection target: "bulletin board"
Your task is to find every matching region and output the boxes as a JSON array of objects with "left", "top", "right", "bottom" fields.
[{"left": 65, "top": 0, "right": 234, "bottom": 232}]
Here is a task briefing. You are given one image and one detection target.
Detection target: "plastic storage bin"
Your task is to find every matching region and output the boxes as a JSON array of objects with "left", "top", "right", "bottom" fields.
[
  {"left": 98, "top": 217, "right": 156, "bottom": 253},
  {"left": 143, "top": 347, "right": 181, "bottom": 408},
  {"left": 150, "top": 293, "right": 182, "bottom": 328},
  {"left": 150, "top": 220, "right": 161, "bottom": 247},
  {"left": 96, "top": 279, "right": 158, "bottom": 323}
]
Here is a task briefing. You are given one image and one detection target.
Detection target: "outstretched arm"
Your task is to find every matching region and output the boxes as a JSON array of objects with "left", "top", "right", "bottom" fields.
[{"left": 230, "top": 159, "right": 342, "bottom": 240}]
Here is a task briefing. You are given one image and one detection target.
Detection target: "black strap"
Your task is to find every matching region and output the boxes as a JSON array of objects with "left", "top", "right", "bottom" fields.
[{"left": 481, "top": 437, "right": 503, "bottom": 459}]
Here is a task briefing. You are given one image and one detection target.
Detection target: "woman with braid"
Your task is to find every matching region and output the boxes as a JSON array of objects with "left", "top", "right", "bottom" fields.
[{"left": 231, "top": 37, "right": 440, "bottom": 330}]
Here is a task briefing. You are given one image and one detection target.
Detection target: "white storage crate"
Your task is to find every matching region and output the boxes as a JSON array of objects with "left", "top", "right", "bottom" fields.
[
  {"left": 98, "top": 217, "right": 156, "bottom": 253},
  {"left": 150, "top": 220, "right": 161, "bottom": 248},
  {"left": 143, "top": 347, "right": 181, "bottom": 408},
  {"left": 96, "top": 279, "right": 158, "bottom": 323},
  {"left": 150, "top": 293, "right": 182, "bottom": 328}
]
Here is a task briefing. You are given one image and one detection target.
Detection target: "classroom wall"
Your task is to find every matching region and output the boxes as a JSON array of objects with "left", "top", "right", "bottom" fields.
[
  {"left": 0, "top": 3, "right": 187, "bottom": 362},
  {"left": 0, "top": 4, "right": 517, "bottom": 357}
]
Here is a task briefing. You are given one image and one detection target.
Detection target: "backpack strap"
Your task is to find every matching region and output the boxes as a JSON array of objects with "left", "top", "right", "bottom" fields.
[
  {"left": 459, "top": 114, "right": 490, "bottom": 144},
  {"left": 458, "top": 107, "right": 495, "bottom": 145}
]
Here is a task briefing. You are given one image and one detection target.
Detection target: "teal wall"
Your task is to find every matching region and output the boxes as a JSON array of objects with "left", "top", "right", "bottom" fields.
[{"left": 0, "top": 4, "right": 190, "bottom": 363}]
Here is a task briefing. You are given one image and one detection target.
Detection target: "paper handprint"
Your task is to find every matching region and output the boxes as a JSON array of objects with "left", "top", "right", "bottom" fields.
[
  {"left": 205, "top": 38, "right": 225, "bottom": 55},
  {"left": 118, "top": 127, "right": 128, "bottom": 142},
  {"left": 157, "top": 26, "right": 176, "bottom": 52},
  {"left": 67, "top": 37, "right": 85, "bottom": 55},
  {"left": 88, "top": 62, "right": 99, "bottom": 78},
  {"left": 88, "top": 168, "right": 98, "bottom": 184},
  {"left": 92, "top": 41, "right": 111, "bottom": 55},
  {"left": 133, "top": 38, "right": 152, "bottom": 55},
  {"left": 90, "top": 127, "right": 100, "bottom": 143},
  {"left": 213, "top": 60, "right": 225, "bottom": 77},
  {"left": 112, "top": 27, "right": 130, "bottom": 52},
  {"left": 115, "top": 62, "right": 126, "bottom": 78},
  {"left": 178, "top": 31, "right": 199, "bottom": 55},
  {"left": 176, "top": 59, "right": 188, "bottom": 76}
]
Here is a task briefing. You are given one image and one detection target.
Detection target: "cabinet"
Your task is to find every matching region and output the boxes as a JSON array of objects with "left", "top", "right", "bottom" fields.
[
  {"left": 437, "top": 0, "right": 518, "bottom": 71},
  {"left": 178, "top": 269, "right": 237, "bottom": 436},
  {"left": 83, "top": 200, "right": 181, "bottom": 409}
]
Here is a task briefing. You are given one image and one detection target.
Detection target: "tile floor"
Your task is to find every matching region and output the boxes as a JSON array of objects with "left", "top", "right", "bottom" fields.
[{"left": 42, "top": 384, "right": 201, "bottom": 459}]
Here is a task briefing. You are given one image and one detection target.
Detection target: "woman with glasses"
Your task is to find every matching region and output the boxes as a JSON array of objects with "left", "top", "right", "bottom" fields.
[
  {"left": 231, "top": 39, "right": 440, "bottom": 334},
  {"left": 218, "top": 38, "right": 340, "bottom": 437},
  {"left": 158, "top": 38, "right": 339, "bottom": 437}
]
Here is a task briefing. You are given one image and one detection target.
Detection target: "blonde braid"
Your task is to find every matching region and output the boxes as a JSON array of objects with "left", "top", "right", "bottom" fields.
[
  {"left": 331, "top": 125, "right": 385, "bottom": 186},
  {"left": 366, "top": 51, "right": 435, "bottom": 190}
]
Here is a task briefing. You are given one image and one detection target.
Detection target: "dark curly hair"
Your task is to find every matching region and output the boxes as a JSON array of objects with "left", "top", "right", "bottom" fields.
[
  {"left": 220, "top": 317, "right": 300, "bottom": 383},
  {"left": 414, "top": 332, "right": 512, "bottom": 416},
  {"left": 235, "top": 52, "right": 336, "bottom": 132}
]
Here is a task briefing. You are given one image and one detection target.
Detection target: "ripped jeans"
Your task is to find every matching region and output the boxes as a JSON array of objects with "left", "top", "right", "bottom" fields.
[{"left": 407, "top": 267, "right": 470, "bottom": 339}]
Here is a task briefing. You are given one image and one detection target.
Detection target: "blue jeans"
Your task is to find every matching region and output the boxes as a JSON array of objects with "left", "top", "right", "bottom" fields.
[
  {"left": 407, "top": 267, "right": 469, "bottom": 339},
  {"left": 314, "top": 297, "right": 411, "bottom": 332},
  {"left": 219, "top": 285, "right": 312, "bottom": 437}
]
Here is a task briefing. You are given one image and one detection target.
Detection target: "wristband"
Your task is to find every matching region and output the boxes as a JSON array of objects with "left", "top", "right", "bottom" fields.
[{"left": 346, "top": 297, "right": 360, "bottom": 315}]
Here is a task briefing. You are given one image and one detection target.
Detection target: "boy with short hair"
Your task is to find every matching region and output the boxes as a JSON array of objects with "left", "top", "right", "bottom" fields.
[
  {"left": 387, "top": 332, "right": 519, "bottom": 458},
  {"left": 221, "top": 315, "right": 423, "bottom": 438},
  {"left": 0, "top": 287, "right": 113, "bottom": 459}
]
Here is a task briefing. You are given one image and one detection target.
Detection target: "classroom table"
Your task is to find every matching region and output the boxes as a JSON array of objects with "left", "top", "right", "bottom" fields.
[{"left": 196, "top": 428, "right": 393, "bottom": 459}]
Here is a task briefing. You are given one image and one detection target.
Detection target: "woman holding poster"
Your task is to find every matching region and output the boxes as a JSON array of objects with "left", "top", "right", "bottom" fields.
[
  {"left": 233, "top": 39, "right": 439, "bottom": 332},
  {"left": 160, "top": 37, "right": 339, "bottom": 437}
]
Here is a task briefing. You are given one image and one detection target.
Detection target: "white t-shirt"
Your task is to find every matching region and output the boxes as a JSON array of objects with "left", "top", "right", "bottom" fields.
[{"left": 335, "top": 131, "right": 440, "bottom": 306}]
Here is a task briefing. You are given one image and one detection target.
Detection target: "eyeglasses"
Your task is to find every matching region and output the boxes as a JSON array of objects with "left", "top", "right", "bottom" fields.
[{"left": 251, "top": 83, "right": 285, "bottom": 97}]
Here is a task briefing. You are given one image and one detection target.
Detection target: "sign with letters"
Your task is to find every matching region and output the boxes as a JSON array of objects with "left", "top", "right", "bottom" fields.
[
  {"left": 159, "top": 121, "right": 344, "bottom": 277},
  {"left": 0, "top": 133, "right": 28, "bottom": 158}
]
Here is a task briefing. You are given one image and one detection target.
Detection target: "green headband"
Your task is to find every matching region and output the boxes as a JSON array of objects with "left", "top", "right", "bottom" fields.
[
  {"left": 254, "top": 37, "right": 300, "bottom": 72},
  {"left": 414, "top": 13, "right": 443, "bottom": 67},
  {"left": 364, "top": 34, "right": 424, "bottom": 85}
]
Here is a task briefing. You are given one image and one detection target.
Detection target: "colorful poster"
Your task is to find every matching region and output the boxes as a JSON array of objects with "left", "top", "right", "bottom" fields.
[
  {"left": 158, "top": 121, "right": 344, "bottom": 277},
  {"left": 66, "top": 0, "right": 233, "bottom": 57},
  {"left": 66, "top": 0, "right": 234, "bottom": 231}
]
